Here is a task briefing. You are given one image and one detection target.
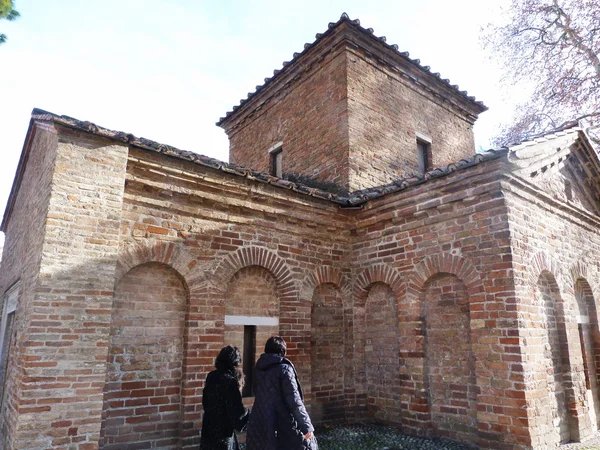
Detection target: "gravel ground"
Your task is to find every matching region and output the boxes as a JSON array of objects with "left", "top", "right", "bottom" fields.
[
  {"left": 314, "top": 424, "right": 471, "bottom": 450},
  {"left": 239, "top": 424, "right": 471, "bottom": 450},
  {"left": 238, "top": 424, "right": 600, "bottom": 449},
  {"left": 560, "top": 430, "right": 600, "bottom": 449}
]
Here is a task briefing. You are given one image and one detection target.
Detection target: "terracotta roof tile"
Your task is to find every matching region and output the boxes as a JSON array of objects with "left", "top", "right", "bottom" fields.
[
  {"left": 29, "top": 108, "right": 505, "bottom": 207},
  {"left": 217, "top": 13, "right": 486, "bottom": 126}
]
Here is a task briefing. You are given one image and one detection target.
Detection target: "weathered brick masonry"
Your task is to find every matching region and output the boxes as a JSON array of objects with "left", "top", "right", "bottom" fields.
[
  {"left": 2, "top": 13, "right": 600, "bottom": 450},
  {"left": 219, "top": 16, "right": 485, "bottom": 193}
]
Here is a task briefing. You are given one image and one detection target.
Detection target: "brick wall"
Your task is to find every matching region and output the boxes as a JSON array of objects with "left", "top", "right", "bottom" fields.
[
  {"left": 0, "top": 123, "right": 59, "bottom": 449},
  {"left": 2, "top": 125, "right": 129, "bottom": 449},
  {"left": 2, "top": 129, "right": 527, "bottom": 449},
  {"left": 574, "top": 279, "right": 600, "bottom": 427},
  {"left": 221, "top": 22, "right": 480, "bottom": 194},
  {"left": 224, "top": 34, "right": 350, "bottom": 192},
  {"left": 347, "top": 53, "right": 476, "bottom": 190},
  {"left": 117, "top": 147, "right": 352, "bottom": 448},
  {"left": 364, "top": 283, "right": 401, "bottom": 424},
  {"left": 424, "top": 274, "right": 476, "bottom": 442},
  {"left": 351, "top": 158, "right": 524, "bottom": 448},
  {"left": 5, "top": 113, "right": 600, "bottom": 450},
  {"left": 536, "top": 272, "right": 571, "bottom": 445},
  {"left": 505, "top": 176, "right": 600, "bottom": 447}
]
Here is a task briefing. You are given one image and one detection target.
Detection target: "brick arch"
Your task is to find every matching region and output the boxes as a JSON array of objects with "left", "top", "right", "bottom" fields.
[
  {"left": 568, "top": 260, "right": 600, "bottom": 300},
  {"left": 300, "top": 266, "right": 350, "bottom": 304},
  {"left": 528, "top": 251, "right": 567, "bottom": 295},
  {"left": 354, "top": 264, "right": 403, "bottom": 307},
  {"left": 213, "top": 246, "right": 301, "bottom": 381},
  {"left": 408, "top": 253, "right": 482, "bottom": 298},
  {"left": 115, "top": 240, "right": 202, "bottom": 287},
  {"left": 570, "top": 261, "right": 590, "bottom": 283},
  {"left": 569, "top": 261, "right": 600, "bottom": 322},
  {"left": 115, "top": 241, "right": 206, "bottom": 446},
  {"left": 212, "top": 246, "right": 296, "bottom": 294}
]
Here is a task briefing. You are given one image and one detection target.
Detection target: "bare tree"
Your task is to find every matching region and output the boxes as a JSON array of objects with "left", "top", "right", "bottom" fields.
[{"left": 483, "top": 0, "right": 600, "bottom": 147}]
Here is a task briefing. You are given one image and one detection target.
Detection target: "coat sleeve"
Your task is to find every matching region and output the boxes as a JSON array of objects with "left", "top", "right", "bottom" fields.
[
  {"left": 280, "top": 364, "right": 314, "bottom": 435},
  {"left": 226, "top": 379, "right": 250, "bottom": 432}
]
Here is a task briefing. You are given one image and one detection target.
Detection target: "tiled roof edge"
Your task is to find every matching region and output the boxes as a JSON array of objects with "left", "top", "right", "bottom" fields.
[
  {"left": 29, "top": 108, "right": 506, "bottom": 208},
  {"left": 506, "top": 122, "right": 581, "bottom": 150},
  {"left": 217, "top": 12, "right": 487, "bottom": 126},
  {"left": 30, "top": 108, "right": 347, "bottom": 204},
  {"left": 342, "top": 149, "right": 508, "bottom": 206}
]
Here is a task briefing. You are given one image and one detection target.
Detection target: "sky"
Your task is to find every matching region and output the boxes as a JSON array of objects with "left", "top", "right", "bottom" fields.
[{"left": 0, "top": 0, "right": 514, "bottom": 243}]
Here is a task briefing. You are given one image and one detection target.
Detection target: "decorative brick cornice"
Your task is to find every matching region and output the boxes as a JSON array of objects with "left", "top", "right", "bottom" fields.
[
  {"left": 212, "top": 246, "right": 296, "bottom": 295},
  {"left": 345, "top": 151, "right": 505, "bottom": 206}
]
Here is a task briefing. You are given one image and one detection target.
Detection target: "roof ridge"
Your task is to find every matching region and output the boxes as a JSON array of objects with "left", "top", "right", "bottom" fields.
[
  {"left": 506, "top": 123, "right": 581, "bottom": 150},
  {"left": 216, "top": 13, "right": 486, "bottom": 126}
]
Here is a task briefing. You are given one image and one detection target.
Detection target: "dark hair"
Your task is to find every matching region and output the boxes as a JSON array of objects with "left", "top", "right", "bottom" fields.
[
  {"left": 265, "top": 336, "right": 286, "bottom": 357},
  {"left": 215, "top": 345, "right": 244, "bottom": 388}
]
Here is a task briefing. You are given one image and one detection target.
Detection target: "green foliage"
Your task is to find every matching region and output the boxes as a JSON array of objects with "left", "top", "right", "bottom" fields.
[{"left": 0, "top": 0, "right": 19, "bottom": 45}]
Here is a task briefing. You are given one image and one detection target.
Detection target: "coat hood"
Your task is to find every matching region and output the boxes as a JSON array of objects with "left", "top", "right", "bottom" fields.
[{"left": 255, "top": 353, "right": 291, "bottom": 371}]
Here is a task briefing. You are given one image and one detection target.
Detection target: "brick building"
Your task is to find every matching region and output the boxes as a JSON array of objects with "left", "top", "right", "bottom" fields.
[{"left": 1, "top": 13, "right": 600, "bottom": 450}]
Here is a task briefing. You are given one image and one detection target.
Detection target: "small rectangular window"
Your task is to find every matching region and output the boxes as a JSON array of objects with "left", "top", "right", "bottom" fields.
[
  {"left": 0, "top": 284, "right": 19, "bottom": 407},
  {"left": 242, "top": 325, "right": 256, "bottom": 398},
  {"left": 269, "top": 143, "right": 283, "bottom": 178},
  {"left": 0, "top": 312, "right": 14, "bottom": 396},
  {"left": 417, "top": 139, "right": 431, "bottom": 174}
]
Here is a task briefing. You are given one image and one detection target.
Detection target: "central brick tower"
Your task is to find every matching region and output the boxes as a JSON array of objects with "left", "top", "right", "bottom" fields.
[{"left": 218, "top": 13, "right": 487, "bottom": 194}]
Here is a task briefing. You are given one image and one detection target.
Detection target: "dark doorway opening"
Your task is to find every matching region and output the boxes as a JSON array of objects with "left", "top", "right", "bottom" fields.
[{"left": 242, "top": 325, "right": 256, "bottom": 397}]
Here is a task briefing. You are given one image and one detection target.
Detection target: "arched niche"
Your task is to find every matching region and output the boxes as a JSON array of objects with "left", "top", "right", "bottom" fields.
[
  {"left": 423, "top": 273, "right": 476, "bottom": 441},
  {"left": 224, "top": 265, "right": 279, "bottom": 397},
  {"left": 311, "top": 282, "right": 345, "bottom": 423},
  {"left": 364, "top": 282, "right": 401, "bottom": 424},
  {"left": 574, "top": 277, "right": 600, "bottom": 430},
  {"left": 535, "top": 270, "right": 572, "bottom": 445},
  {"left": 100, "top": 262, "right": 188, "bottom": 449}
]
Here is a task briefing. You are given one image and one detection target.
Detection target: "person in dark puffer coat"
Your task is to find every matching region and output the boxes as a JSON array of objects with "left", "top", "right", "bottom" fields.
[
  {"left": 246, "top": 336, "right": 317, "bottom": 450},
  {"left": 200, "top": 345, "right": 250, "bottom": 450}
]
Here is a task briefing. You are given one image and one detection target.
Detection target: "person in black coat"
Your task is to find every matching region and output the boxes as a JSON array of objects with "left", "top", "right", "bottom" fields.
[
  {"left": 246, "top": 336, "right": 317, "bottom": 450},
  {"left": 200, "top": 345, "right": 250, "bottom": 450}
]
